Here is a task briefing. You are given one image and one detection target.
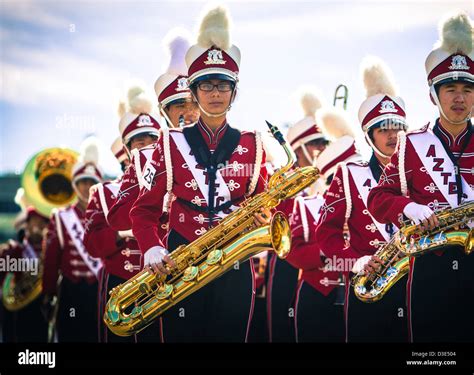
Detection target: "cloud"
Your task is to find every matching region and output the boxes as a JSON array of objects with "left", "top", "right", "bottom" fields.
[
  {"left": 1, "top": 0, "right": 71, "bottom": 29},
  {"left": 237, "top": 1, "right": 473, "bottom": 39},
  {"left": 1, "top": 46, "right": 144, "bottom": 110}
]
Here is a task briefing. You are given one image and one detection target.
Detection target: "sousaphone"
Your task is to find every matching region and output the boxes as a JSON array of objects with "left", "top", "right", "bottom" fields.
[{"left": 2, "top": 147, "right": 78, "bottom": 311}]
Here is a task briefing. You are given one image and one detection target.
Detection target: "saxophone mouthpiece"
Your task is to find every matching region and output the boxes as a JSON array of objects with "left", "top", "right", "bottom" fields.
[{"left": 265, "top": 121, "right": 286, "bottom": 145}]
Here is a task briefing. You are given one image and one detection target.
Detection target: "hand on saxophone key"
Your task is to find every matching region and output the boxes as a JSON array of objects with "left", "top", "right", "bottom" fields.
[
  {"left": 144, "top": 246, "right": 176, "bottom": 276},
  {"left": 403, "top": 202, "right": 439, "bottom": 231},
  {"left": 363, "top": 255, "right": 383, "bottom": 275},
  {"left": 352, "top": 255, "right": 382, "bottom": 275}
]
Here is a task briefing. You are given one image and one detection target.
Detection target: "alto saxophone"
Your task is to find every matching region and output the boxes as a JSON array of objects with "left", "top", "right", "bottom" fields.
[
  {"left": 396, "top": 201, "right": 473, "bottom": 257},
  {"left": 104, "top": 121, "right": 319, "bottom": 336},
  {"left": 351, "top": 237, "right": 410, "bottom": 303}
]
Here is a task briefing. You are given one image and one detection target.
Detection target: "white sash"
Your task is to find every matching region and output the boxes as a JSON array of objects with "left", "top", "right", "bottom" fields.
[
  {"left": 347, "top": 164, "right": 396, "bottom": 242},
  {"left": 97, "top": 182, "right": 120, "bottom": 219},
  {"left": 59, "top": 208, "right": 103, "bottom": 278},
  {"left": 170, "top": 132, "right": 233, "bottom": 208},
  {"left": 409, "top": 129, "right": 474, "bottom": 208},
  {"left": 133, "top": 147, "right": 155, "bottom": 190},
  {"left": 22, "top": 240, "right": 38, "bottom": 260},
  {"left": 304, "top": 195, "right": 325, "bottom": 224}
]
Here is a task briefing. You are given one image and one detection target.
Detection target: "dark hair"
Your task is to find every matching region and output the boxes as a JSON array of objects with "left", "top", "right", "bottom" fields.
[
  {"left": 165, "top": 98, "right": 187, "bottom": 111},
  {"left": 17, "top": 228, "right": 26, "bottom": 243},
  {"left": 307, "top": 138, "right": 330, "bottom": 148},
  {"left": 326, "top": 173, "right": 334, "bottom": 186}
]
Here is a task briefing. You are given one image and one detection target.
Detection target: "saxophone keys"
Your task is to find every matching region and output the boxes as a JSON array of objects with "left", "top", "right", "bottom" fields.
[
  {"left": 156, "top": 284, "right": 173, "bottom": 300},
  {"left": 386, "top": 267, "right": 398, "bottom": 278},
  {"left": 107, "top": 306, "right": 121, "bottom": 324},
  {"left": 418, "top": 236, "right": 431, "bottom": 249},
  {"left": 375, "top": 277, "right": 388, "bottom": 289},
  {"left": 206, "top": 249, "right": 223, "bottom": 265},
  {"left": 130, "top": 305, "right": 143, "bottom": 319},
  {"left": 182, "top": 266, "right": 199, "bottom": 282},
  {"left": 433, "top": 232, "right": 447, "bottom": 244},
  {"left": 355, "top": 285, "right": 367, "bottom": 295}
]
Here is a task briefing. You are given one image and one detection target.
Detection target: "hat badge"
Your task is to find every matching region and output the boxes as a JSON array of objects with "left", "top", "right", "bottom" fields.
[
  {"left": 176, "top": 77, "right": 188, "bottom": 91},
  {"left": 137, "top": 114, "right": 153, "bottom": 127},
  {"left": 204, "top": 49, "right": 226, "bottom": 65},
  {"left": 85, "top": 164, "right": 96, "bottom": 175},
  {"left": 449, "top": 55, "right": 470, "bottom": 71},
  {"left": 379, "top": 100, "right": 398, "bottom": 114}
]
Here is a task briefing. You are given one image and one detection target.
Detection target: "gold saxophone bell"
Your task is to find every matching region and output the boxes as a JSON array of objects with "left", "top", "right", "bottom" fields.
[
  {"left": 2, "top": 147, "right": 78, "bottom": 311},
  {"left": 104, "top": 121, "right": 319, "bottom": 336}
]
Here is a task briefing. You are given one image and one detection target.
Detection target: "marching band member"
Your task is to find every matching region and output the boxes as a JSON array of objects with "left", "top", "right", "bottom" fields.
[
  {"left": 42, "top": 138, "right": 104, "bottom": 342},
  {"left": 316, "top": 57, "right": 408, "bottom": 342},
  {"left": 0, "top": 204, "right": 49, "bottom": 342},
  {"left": 107, "top": 28, "right": 199, "bottom": 233},
  {"left": 267, "top": 89, "right": 328, "bottom": 342},
  {"left": 1, "top": 189, "right": 28, "bottom": 343},
  {"left": 155, "top": 28, "right": 200, "bottom": 128},
  {"left": 130, "top": 5, "right": 269, "bottom": 342},
  {"left": 313, "top": 109, "right": 361, "bottom": 191},
  {"left": 83, "top": 136, "right": 143, "bottom": 343},
  {"left": 367, "top": 11, "right": 474, "bottom": 342},
  {"left": 291, "top": 107, "right": 361, "bottom": 342}
]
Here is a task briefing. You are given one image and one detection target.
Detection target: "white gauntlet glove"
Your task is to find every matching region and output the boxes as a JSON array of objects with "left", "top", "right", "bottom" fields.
[
  {"left": 403, "top": 202, "right": 434, "bottom": 225},
  {"left": 144, "top": 246, "right": 169, "bottom": 267},
  {"left": 117, "top": 229, "right": 134, "bottom": 239},
  {"left": 351, "top": 255, "right": 372, "bottom": 274}
]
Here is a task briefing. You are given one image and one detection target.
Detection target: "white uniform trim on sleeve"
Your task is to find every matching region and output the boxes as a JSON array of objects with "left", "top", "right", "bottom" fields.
[
  {"left": 162, "top": 128, "right": 174, "bottom": 212},
  {"left": 247, "top": 131, "right": 263, "bottom": 196},
  {"left": 397, "top": 131, "right": 408, "bottom": 197}
]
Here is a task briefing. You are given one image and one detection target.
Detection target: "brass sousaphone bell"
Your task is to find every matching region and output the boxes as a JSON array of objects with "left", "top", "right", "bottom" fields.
[{"left": 2, "top": 147, "right": 78, "bottom": 311}]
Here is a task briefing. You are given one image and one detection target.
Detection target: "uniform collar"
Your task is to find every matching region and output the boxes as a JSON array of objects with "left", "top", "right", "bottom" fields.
[
  {"left": 197, "top": 118, "right": 229, "bottom": 148},
  {"left": 435, "top": 119, "right": 471, "bottom": 147}
]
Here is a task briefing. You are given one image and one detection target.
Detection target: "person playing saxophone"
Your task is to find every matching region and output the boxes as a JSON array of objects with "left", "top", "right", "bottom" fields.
[{"left": 368, "top": 11, "right": 474, "bottom": 342}]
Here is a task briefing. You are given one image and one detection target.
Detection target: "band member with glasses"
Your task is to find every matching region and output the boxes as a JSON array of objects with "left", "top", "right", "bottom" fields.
[{"left": 130, "top": 5, "right": 269, "bottom": 342}]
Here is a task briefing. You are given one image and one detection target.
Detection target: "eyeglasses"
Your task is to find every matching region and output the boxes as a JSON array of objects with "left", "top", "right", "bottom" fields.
[{"left": 197, "top": 82, "right": 234, "bottom": 92}]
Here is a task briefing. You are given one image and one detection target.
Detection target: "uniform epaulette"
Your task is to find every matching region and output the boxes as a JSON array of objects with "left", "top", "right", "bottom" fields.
[
  {"left": 406, "top": 122, "right": 430, "bottom": 136},
  {"left": 345, "top": 160, "right": 369, "bottom": 168},
  {"left": 138, "top": 144, "right": 156, "bottom": 153},
  {"left": 169, "top": 127, "right": 183, "bottom": 133}
]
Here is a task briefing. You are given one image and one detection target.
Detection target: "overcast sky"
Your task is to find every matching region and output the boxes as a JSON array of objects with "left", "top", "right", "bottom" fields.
[{"left": 1, "top": 0, "right": 472, "bottom": 176}]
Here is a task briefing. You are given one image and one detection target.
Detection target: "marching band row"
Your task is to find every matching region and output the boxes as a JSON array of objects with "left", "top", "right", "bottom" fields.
[{"left": 1, "top": 5, "right": 473, "bottom": 343}]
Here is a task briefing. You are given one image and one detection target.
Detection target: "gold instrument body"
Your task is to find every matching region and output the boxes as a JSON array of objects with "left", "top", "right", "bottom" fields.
[
  {"left": 351, "top": 238, "right": 410, "bottom": 303},
  {"left": 352, "top": 201, "right": 473, "bottom": 303},
  {"left": 104, "top": 123, "right": 319, "bottom": 336},
  {"left": 2, "top": 147, "right": 77, "bottom": 311},
  {"left": 2, "top": 264, "right": 43, "bottom": 311},
  {"left": 396, "top": 201, "right": 473, "bottom": 257}
]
